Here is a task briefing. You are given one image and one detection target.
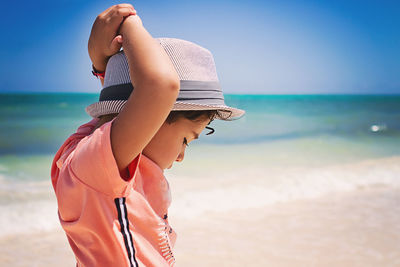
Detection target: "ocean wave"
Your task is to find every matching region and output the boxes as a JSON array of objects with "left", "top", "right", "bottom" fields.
[
  {"left": 167, "top": 156, "right": 400, "bottom": 218},
  {"left": 0, "top": 199, "right": 59, "bottom": 238}
]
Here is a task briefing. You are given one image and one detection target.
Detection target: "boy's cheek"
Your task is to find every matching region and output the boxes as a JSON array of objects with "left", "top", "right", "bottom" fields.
[{"left": 166, "top": 146, "right": 182, "bottom": 165}]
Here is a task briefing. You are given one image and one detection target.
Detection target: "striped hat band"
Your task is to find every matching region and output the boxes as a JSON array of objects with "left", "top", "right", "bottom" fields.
[
  {"left": 99, "top": 80, "right": 224, "bottom": 105},
  {"left": 85, "top": 37, "right": 245, "bottom": 120}
]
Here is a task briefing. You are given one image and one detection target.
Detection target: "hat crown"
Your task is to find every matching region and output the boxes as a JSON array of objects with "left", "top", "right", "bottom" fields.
[
  {"left": 158, "top": 38, "right": 219, "bottom": 81},
  {"left": 104, "top": 37, "right": 220, "bottom": 88}
]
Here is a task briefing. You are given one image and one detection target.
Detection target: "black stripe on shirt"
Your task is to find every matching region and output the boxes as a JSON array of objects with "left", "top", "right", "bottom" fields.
[{"left": 114, "top": 197, "right": 139, "bottom": 267}]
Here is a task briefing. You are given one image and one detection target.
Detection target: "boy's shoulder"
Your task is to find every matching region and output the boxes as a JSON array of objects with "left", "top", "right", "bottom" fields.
[
  {"left": 51, "top": 117, "right": 142, "bottom": 197},
  {"left": 51, "top": 118, "right": 102, "bottom": 185}
]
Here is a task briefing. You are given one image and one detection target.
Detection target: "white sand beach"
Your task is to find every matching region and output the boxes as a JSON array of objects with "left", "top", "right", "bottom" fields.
[{"left": 1, "top": 156, "right": 400, "bottom": 266}]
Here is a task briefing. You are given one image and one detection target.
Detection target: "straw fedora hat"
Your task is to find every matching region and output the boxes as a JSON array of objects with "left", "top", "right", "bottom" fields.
[{"left": 85, "top": 37, "right": 245, "bottom": 120}]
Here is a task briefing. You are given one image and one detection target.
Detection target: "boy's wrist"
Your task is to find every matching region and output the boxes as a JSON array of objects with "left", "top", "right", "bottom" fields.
[
  {"left": 91, "top": 57, "right": 108, "bottom": 73},
  {"left": 92, "top": 64, "right": 106, "bottom": 78}
]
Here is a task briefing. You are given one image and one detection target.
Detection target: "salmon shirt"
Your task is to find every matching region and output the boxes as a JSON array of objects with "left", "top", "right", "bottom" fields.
[{"left": 50, "top": 117, "right": 177, "bottom": 267}]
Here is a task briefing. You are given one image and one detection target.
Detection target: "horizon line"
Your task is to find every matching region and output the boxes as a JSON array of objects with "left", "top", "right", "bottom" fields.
[{"left": 0, "top": 91, "right": 400, "bottom": 96}]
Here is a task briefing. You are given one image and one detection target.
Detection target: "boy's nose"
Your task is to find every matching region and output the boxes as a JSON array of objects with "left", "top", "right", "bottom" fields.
[{"left": 175, "top": 150, "right": 185, "bottom": 162}]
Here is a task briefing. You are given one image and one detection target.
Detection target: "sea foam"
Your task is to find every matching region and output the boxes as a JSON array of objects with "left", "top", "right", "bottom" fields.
[{"left": 167, "top": 156, "right": 400, "bottom": 218}]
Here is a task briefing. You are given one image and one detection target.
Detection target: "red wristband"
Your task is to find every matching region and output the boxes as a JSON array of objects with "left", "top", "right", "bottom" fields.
[{"left": 91, "top": 64, "right": 105, "bottom": 79}]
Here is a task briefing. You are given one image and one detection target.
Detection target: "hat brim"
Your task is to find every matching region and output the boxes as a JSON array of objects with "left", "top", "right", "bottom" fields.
[
  {"left": 172, "top": 102, "right": 245, "bottom": 120},
  {"left": 85, "top": 100, "right": 245, "bottom": 121}
]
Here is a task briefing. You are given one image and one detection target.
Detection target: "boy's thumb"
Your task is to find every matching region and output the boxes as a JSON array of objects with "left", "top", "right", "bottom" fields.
[
  {"left": 116, "top": 35, "right": 123, "bottom": 44},
  {"left": 110, "top": 35, "right": 123, "bottom": 51}
]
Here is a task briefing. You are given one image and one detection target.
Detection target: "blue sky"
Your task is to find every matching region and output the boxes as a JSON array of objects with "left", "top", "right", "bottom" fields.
[{"left": 0, "top": 0, "right": 399, "bottom": 94}]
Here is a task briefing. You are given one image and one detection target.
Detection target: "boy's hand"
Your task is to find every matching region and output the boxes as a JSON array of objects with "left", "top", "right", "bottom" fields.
[{"left": 88, "top": 4, "right": 137, "bottom": 72}]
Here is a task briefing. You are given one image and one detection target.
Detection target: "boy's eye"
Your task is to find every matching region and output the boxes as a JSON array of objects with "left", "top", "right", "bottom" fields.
[{"left": 183, "top": 137, "right": 189, "bottom": 146}]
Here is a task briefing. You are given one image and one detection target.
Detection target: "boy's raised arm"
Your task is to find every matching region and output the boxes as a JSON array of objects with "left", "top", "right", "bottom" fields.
[{"left": 110, "top": 14, "right": 180, "bottom": 173}]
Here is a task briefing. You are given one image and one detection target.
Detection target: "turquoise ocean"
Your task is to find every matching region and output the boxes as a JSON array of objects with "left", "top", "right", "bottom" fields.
[{"left": 1, "top": 93, "right": 400, "bottom": 236}]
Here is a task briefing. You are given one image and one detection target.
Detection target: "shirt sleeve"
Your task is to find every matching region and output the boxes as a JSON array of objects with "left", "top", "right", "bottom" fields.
[{"left": 70, "top": 117, "right": 141, "bottom": 197}]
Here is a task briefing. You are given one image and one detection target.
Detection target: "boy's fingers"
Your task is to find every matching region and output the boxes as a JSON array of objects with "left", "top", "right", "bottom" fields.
[
  {"left": 113, "top": 7, "right": 136, "bottom": 17},
  {"left": 99, "top": 4, "right": 135, "bottom": 19},
  {"left": 113, "top": 3, "right": 135, "bottom": 9},
  {"left": 109, "top": 8, "right": 136, "bottom": 24},
  {"left": 109, "top": 4, "right": 135, "bottom": 17},
  {"left": 99, "top": 5, "right": 116, "bottom": 18}
]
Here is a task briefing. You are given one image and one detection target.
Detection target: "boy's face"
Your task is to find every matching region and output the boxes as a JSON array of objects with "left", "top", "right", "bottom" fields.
[{"left": 142, "top": 115, "right": 211, "bottom": 170}]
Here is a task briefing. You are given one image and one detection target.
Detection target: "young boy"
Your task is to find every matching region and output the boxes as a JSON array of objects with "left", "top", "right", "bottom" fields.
[{"left": 51, "top": 4, "right": 244, "bottom": 266}]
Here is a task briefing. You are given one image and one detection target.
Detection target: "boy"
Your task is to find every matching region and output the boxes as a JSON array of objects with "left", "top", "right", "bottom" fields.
[{"left": 51, "top": 3, "right": 244, "bottom": 266}]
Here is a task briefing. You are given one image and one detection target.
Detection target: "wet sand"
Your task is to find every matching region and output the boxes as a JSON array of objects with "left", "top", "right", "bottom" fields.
[{"left": 1, "top": 186, "right": 400, "bottom": 267}]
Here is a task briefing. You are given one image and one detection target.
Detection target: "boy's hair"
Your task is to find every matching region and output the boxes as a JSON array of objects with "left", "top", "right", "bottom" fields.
[
  {"left": 166, "top": 110, "right": 221, "bottom": 124},
  {"left": 94, "top": 110, "right": 225, "bottom": 133}
]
